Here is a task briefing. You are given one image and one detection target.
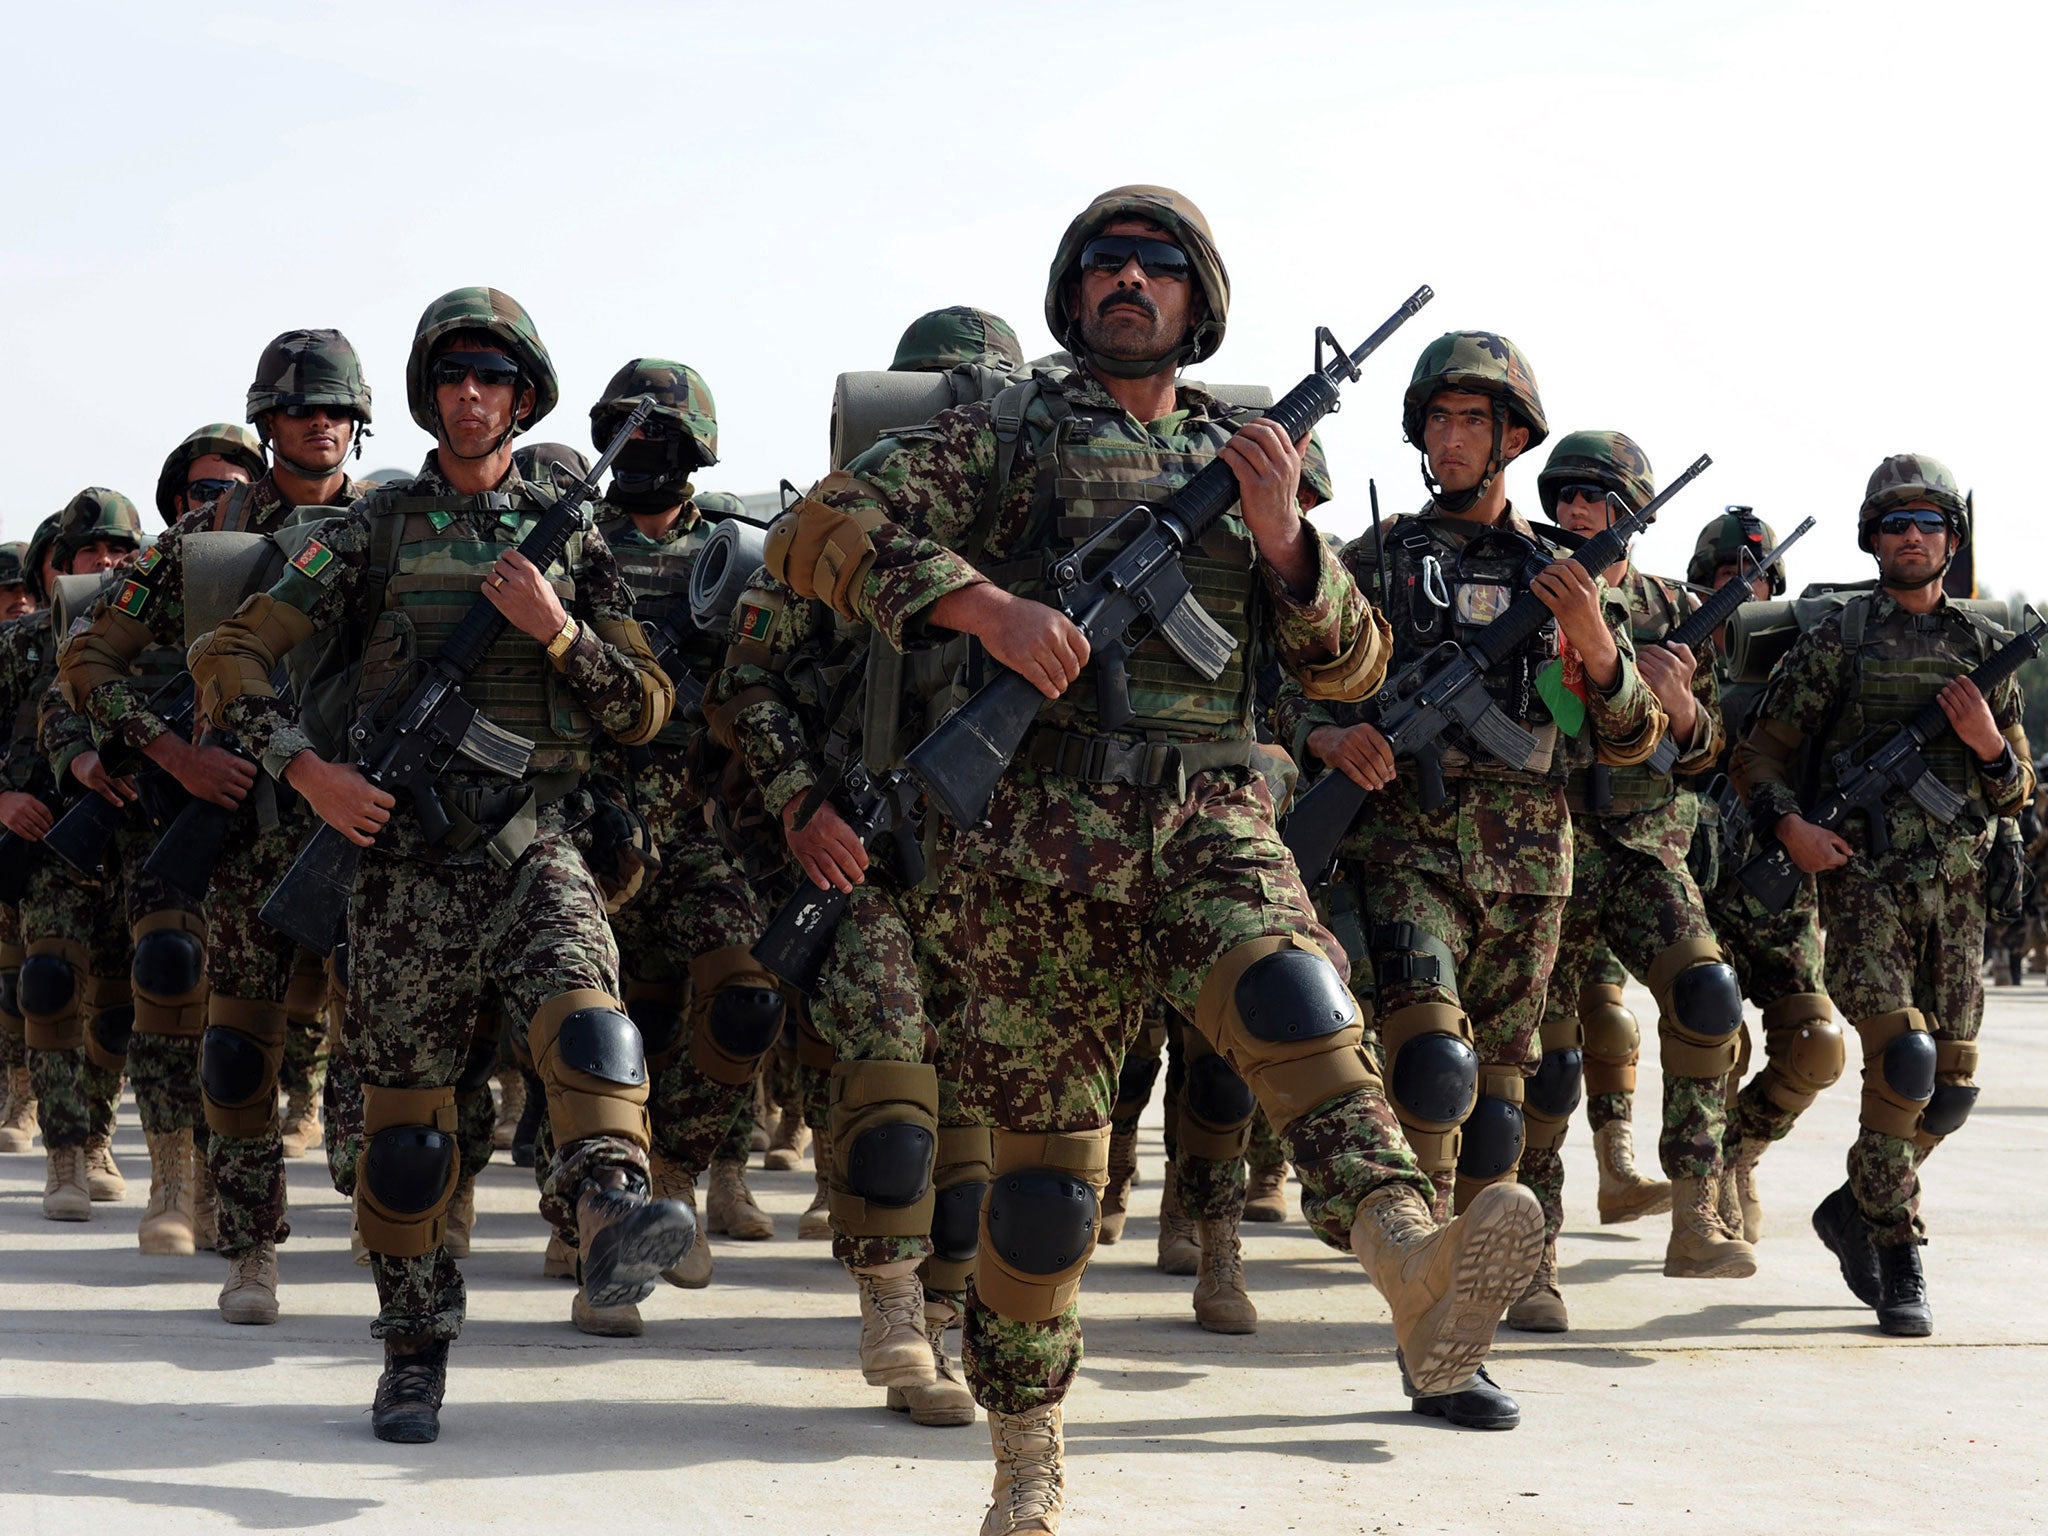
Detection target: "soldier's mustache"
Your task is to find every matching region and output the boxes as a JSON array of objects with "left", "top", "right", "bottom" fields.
[{"left": 1097, "top": 292, "right": 1159, "bottom": 321}]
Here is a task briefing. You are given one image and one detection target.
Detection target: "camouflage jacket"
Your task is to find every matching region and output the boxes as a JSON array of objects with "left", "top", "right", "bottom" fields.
[
  {"left": 1733, "top": 589, "right": 2034, "bottom": 885},
  {"left": 704, "top": 570, "right": 836, "bottom": 825},
  {"left": 0, "top": 613, "right": 59, "bottom": 794},
  {"left": 1274, "top": 507, "right": 1663, "bottom": 897}
]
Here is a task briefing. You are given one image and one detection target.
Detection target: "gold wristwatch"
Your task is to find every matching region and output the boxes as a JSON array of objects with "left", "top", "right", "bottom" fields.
[{"left": 545, "top": 615, "right": 580, "bottom": 662}]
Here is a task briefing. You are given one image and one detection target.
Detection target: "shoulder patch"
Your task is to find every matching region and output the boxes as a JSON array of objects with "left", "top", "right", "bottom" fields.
[
  {"left": 289, "top": 540, "right": 337, "bottom": 582},
  {"left": 135, "top": 545, "right": 165, "bottom": 576},
  {"left": 113, "top": 579, "right": 152, "bottom": 618},
  {"left": 737, "top": 601, "right": 776, "bottom": 642}
]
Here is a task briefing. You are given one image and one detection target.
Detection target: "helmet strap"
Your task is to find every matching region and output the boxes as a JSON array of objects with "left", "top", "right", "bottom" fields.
[{"left": 1421, "top": 402, "right": 1506, "bottom": 515}]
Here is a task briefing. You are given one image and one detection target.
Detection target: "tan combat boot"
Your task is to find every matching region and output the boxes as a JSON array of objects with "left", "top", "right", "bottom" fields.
[
  {"left": 350, "top": 1215, "right": 370, "bottom": 1267},
  {"left": 278, "top": 1091, "right": 322, "bottom": 1159},
  {"left": 1718, "top": 1137, "right": 1765, "bottom": 1244},
  {"left": 1098, "top": 1126, "right": 1139, "bottom": 1244},
  {"left": 763, "top": 1103, "right": 808, "bottom": 1171},
  {"left": 707, "top": 1157, "right": 774, "bottom": 1240},
  {"left": 981, "top": 1402, "right": 1064, "bottom": 1535},
  {"left": 797, "top": 1128, "right": 833, "bottom": 1239},
  {"left": 491, "top": 1072, "right": 525, "bottom": 1152},
  {"left": 1594, "top": 1120, "right": 1672, "bottom": 1224},
  {"left": 1192, "top": 1212, "right": 1257, "bottom": 1334},
  {"left": 1349, "top": 1181, "right": 1543, "bottom": 1398},
  {"left": 571, "top": 1283, "right": 644, "bottom": 1337},
  {"left": 42, "top": 1144, "right": 91, "bottom": 1221},
  {"left": 543, "top": 1231, "right": 576, "bottom": 1279},
  {"left": 443, "top": 1174, "right": 476, "bottom": 1259},
  {"left": 887, "top": 1297, "right": 976, "bottom": 1426},
  {"left": 1244, "top": 1161, "right": 1289, "bottom": 1223},
  {"left": 856, "top": 1264, "right": 937, "bottom": 1387},
  {"left": 85, "top": 1131, "right": 126, "bottom": 1201},
  {"left": 191, "top": 1153, "right": 218, "bottom": 1251},
  {"left": 0, "top": 1068, "right": 37, "bottom": 1151},
  {"left": 1666, "top": 1175, "right": 1756, "bottom": 1278},
  {"left": 1156, "top": 1160, "right": 1198, "bottom": 1275},
  {"left": 137, "top": 1127, "right": 196, "bottom": 1256},
  {"left": 1503, "top": 1237, "right": 1568, "bottom": 1333},
  {"left": 219, "top": 1241, "right": 281, "bottom": 1324},
  {"left": 653, "top": 1154, "right": 712, "bottom": 1287}
]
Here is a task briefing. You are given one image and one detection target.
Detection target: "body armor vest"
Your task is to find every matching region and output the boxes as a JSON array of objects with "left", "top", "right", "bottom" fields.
[
  {"left": 1566, "top": 569, "right": 1682, "bottom": 817},
  {"left": 598, "top": 510, "right": 719, "bottom": 750},
  {"left": 3, "top": 616, "right": 52, "bottom": 792},
  {"left": 353, "top": 496, "right": 595, "bottom": 775}
]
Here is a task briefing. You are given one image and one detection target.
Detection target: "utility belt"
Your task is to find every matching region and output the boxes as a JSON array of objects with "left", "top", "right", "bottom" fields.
[
  {"left": 424, "top": 770, "right": 581, "bottom": 868},
  {"left": 1021, "top": 725, "right": 1263, "bottom": 801}
]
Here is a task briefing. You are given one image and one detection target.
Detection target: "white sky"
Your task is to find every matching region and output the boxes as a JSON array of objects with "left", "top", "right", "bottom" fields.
[{"left": 5, "top": 0, "right": 2039, "bottom": 601}]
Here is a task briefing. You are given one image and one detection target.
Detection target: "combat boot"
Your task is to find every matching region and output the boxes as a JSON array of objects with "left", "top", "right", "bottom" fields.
[
  {"left": 218, "top": 1241, "right": 280, "bottom": 1324},
  {"left": 763, "top": 1103, "right": 807, "bottom": 1171},
  {"left": 85, "top": 1131, "right": 126, "bottom": 1201},
  {"left": 1504, "top": 1237, "right": 1568, "bottom": 1333},
  {"left": 1349, "top": 1180, "right": 1543, "bottom": 1402},
  {"left": 1156, "top": 1161, "right": 1199, "bottom": 1275},
  {"left": 1244, "top": 1161, "right": 1288, "bottom": 1223},
  {"left": 707, "top": 1156, "right": 773, "bottom": 1240},
  {"left": 491, "top": 1072, "right": 525, "bottom": 1152},
  {"left": 42, "top": 1144, "right": 91, "bottom": 1221},
  {"left": 137, "top": 1127, "right": 196, "bottom": 1256},
  {"left": 1192, "top": 1213, "right": 1257, "bottom": 1334},
  {"left": 279, "top": 1090, "right": 322, "bottom": 1159},
  {"left": 571, "top": 1284, "right": 644, "bottom": 1337},
  {"left": 371, "top": 1336, "right": 448, "bottom": 1444},
  {"left": 1099, "top": 1126, "right": 1138, "bottom": 1244},
  {"left": 887, "top": 1297, "right": 976, "bottom": 1427},
  {"left": 1874, "top": 1242, "right": 1933, "bottom": 1336},
  {"left": 981, "top": 1402, "right": 1063, "bottom": 1535},
  {"left": 0, "top": 1068, "right": 37, "bottom": 1151},
  {"left": 350, "top": 1216, "right": 370, "bottom": 1267},
  {"left": 1718, "top": 1137, "right": 1766, "bottom": 1244},
  {"left": 857, "top": 1263, "right": 937, "bottom": 1387},
  {"left": 543, "top": 1230, "right": 576, "bottom": 1280},
  {"left": 575, "top": 1173, "right": 697, "bottom": 1308},
  {"left": 652, "top": 1154, "right": 712, "bottom": 1287},
  {"left": 510, "top": 1069, "right": 544, "bottom": 1167},
  {"left": 1593, "top": 1120, "right": 1670, "bottom": 1223},
  {"left": 443, "top": 1174, "right": 477, "bottom": 1259},
  {"left": 191, "top": 1153, "right": 217, "bottom": 1251},
  {"left": 1664, "top": 1175, "right": 1757, "bottom": 1279},
  {"left": 1811, "top": 1181, "right": 1881, "bottom": 1306}
]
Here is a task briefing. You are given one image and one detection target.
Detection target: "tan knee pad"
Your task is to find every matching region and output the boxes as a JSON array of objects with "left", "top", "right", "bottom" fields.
[
  {"left": 1194, "top": 934, "right": 1380, "bottom": 1138},
  {"left": 1375, "top": 1001, "right": 1477, "bottom": 1183},
  {"left": 621, "top": 974, "right": 688, "bottom": 1072},
  {"left": 1579, "top": 982, "right": 1640, "bottom": 1095},
  {"left": 130, "top": 908, "right": 209, "bottom": 1039},
  {"left": 924, "top": 1123, "right": 992, "bottom": 1293},
  {"left": 1456, "top": 1065, "right": 1527, "bottom": 1199},
  {"left": 284, "top": 944, "right": 327, "bottom": 1027},
  {"left": 354, "top": 1083, "right": 460, "bottom": 1258},
  {"left": 1176, "top": 1028, "right": 1256, "bottom": 1161},
  {"left": 1522, "top": 1007, "right": 1583, "bottom": 1152},
  {"left": 686, "top": 945, "right": 786, "bottom": 1086},
  {"left": 20, "top": 937, "right": 88, "bottom": 1050},
  {"left": 531, "top": 988, "right": 651, "bottom": 1151},
  {"left": 1759, "top": 992, "right": 1843, "bottom": 1114},
  {"left": 82, "top": 974, "right": 135, "bottom": 1073},
  {"left": 827, "top": 1060, "right": 939, "bottom": 1238},
  {"left": 976, "top": 1126, "right": 1110, "bottom": 1323},
  {"left": 1854, "top": 1008, "right": 1936, "bottom": 1139},
  {"left": 201, "top": 995, "right": 289, "bottom": 1139},
  {"left": 1651, "top": 936, "right": 1743, "bottom": 1079},
  {"left": 1915, "top": 1038, "right": 1981, "bottom": 1153}
]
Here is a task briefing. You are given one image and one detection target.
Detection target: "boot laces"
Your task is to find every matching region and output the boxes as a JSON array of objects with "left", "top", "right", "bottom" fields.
[
  {"left": 863, "top": 1273, "right": 925, "bottom": 1334},
  {"left": 995, "top": 1406, "right": 1062, "bottom": 1524},
  {"left": 1202, "top": 1224, "right": 1245, "bottom": 1289},
  {"left": 228, "top": 1246, "right": 271, "bottom": 1288},
  {"left": 376, "top": 1344, "right": 448, "bottom": 1412}
]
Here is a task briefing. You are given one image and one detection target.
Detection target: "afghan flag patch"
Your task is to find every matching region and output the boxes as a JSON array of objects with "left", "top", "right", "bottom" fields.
[
  {"left": 737, "top": 602, "right": 774, "bottom": 642},
  {"left": 113, "top": 579, "right": 151, "bottom": 618},
  {"left": 290, "top": 540, "right": 336, "bottom": 580},
  {"left": 1535, "top": 638, "right": 1590, "bottom": 738},
  {"left": 135, "top": 545, "right": 164, "bottom": 575}
]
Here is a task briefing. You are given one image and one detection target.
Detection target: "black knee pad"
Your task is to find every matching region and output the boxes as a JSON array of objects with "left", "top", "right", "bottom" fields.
[
  {"left": 363, "top": 1124, "right": 459, "bottom": 1217},
  {"left": 931, "top": 1178, "right": 986, "bottom": 1265},
  {"left": 91, "top": 1004, "right": 136, "bottom": 1061},
  {"left": 845, "top": 1120, "right": 936, "bottom": 1208},
  {"left": 19, "top": 953, "right": 76, "bottom": 1018},
  {"left": 1389, "top": 1031, "right": 1479, "bottom": 1126},
  {"left": 556, "top": 1006, "right": 648, "bottom": 1088},
  {"left": 1880, "top": 1030, "right": 1938, "bottom": 1104},
  {"left": 454, "top": 1035, "right": 496, "bottom": 1097},
  {"left": 707, "top": 985, "right": 784, "bottom": 1063},
  {"left": 1921, "top": 1081, "right": 1979, "bottom": 1137},
  {"left": 1671, "top": 962, "right": 1744, "bottom": 1040},
  {"left": 1235, "top": 947, "right": 1356, "bottom": 1043},
  {"left": 1526, "top": 1047, "right": 1583, "bottom": 1120},
  {"left": 985, "top": 1167, "right": 1100, "bottom": 1276},
  {"left": 201, "top": 1027, "right": 272, "bottom": 1106},
  {"left": 133, "top": 927, "right": 205, "bottom": 999},
  {"left": 626, "top": 994, "right": 684, "bottom": 1060},
  {"left": 1456, "top": 1094, "right": 1525, "bottom": 1180},
  {"left": 1184, "top": 1052, "right": 1256, "bottom": 1130},
  {"left": 1114, "top": 1049, "right": 1162, "bottom": 1112}
]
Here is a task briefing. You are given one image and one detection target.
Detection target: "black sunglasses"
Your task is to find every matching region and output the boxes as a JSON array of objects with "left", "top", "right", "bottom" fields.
[
  {"left": 280, "top": 403, "right": 355, "bottom": 420},
  {"left": 1553, "top": 483, "right": 1612, "bottom": 507},
  {"left": 183, "top": 477, "right": 243, "bottom": 503},
  {"left": 1877, "top": 509, "right": 1949, "bottom": 537},
  {"left": 431, "top": 351, "right": 523, "bottom": 389},
  {"left": 1078, "top": 235, "right": 1191, "bottom": 281}
]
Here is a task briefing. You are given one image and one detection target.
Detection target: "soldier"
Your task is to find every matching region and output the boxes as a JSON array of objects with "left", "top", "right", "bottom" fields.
[
  {"left": 0, "top": 542, "right": 35, "bottom": 624},
  {"left": 1574, "top": 944, "right": 1672, "bottom": 1224},
  {"left": 62, "top": 336, "right": 373, "bottom": 1310},
  {"left": 1505, "top": 432, "right": 1746, "bottom": 1333},
  {"left": 766, "top": 187, "right": 1545, "bottom": 1532},
  {"left": 188, "top": 287, "right": 688, "bottom": 1442},
  {"left": 154, "top": 423, "right": 264, "bottom": 526},
  {"left": 1686, "top": 510, "right": 1838, "bottom": 1244},
  {"left": 0, "top": 517, "right": 58, "bottom": 1154},
  {"left": 1732, "top": 455, "right": 2032, "bottom": 1336}
]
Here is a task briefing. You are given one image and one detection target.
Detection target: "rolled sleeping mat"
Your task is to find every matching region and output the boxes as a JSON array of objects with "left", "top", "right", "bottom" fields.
[
  {"left": 50, "top": 572, "right": 122, "bottom": 636},
  {"left": 689, "top": 518, "right": 772, "bottom": 633},
  {"left": 180, "top": 532, "right": 285, "bottom": 647}
]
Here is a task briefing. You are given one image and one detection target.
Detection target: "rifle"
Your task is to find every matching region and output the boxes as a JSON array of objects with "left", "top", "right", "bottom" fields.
[
  {"left": 1735, "top": 609, "right": 2047, "bottom": 913},
  {"left": 143, "top": 665, "right": 291, "bottom": 902},
  {"left": 0, "top": 767, "right": 56, "bottom": 905},
  {"left": 42, "top": 673, "right": 197, "bottom": 879},
  {"left": 1639, "top": 517, "right": 1814, "bottom": 776},
  {"left": 259, "top": 398, "right": 656, "bottom": 953},
  {"left": 903, "top": 286, "right": 1436, "bottom": 829},
  {"left": 1281, "top": 454, "right": 1713, "bottom": 882},
  {"left": 642, "top": 614, "right": 707, "bottom": 722}
]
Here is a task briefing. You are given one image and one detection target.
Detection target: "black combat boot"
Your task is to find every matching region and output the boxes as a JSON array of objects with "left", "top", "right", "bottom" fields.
[
  {"left": 576, "top": 1172, "right": 697, "bottom": 1308},
  {"left": 1400, "top": 1354, "right": 1521, "bottom": 1430},
  {"left": 371, "top": 1337, "right": 449, "bottom": 1444},
  {"left": 511, "top": 1069, "right": 545, "bottom": 1168},
  {"left": 1874, "top": 1242, "right": 1933, "bottom": 1337},
  {"left": 1811, "top": 1182, "right": 1881, "bottom": 1308}
]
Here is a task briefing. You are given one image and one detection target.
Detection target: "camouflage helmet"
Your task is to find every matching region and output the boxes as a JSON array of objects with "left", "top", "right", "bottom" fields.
[
  {"left": 512, "top": 441, "right": 593, "bottom": 489},
  {"left": 406, "top": 287, "right": 558, "bottom": 437},
  {"left": 0, "top": 541, "right": 27, "bottom": 590},
  {"left": 154, "top": 422, "right": 265, "bottom": 524},
  {"left": 1858, "top": 452, "right": 1968, "bottom": 552},
  {"left": 890, "top": 307, "right": 1025, "bottom": 374},
  {"left": 1689, "top": 507, "right": 1784, "bottom": 595},
  {"left": 588, "top": 359, "right": 718, "bottom": 467},
  {"left": 22, "top": 513, "right": 60, "bottom": 602},
  {"left": 1402, "top": 331, "right": 1548, "bottom": 449},
  {"left": 245, "top": 329, "right": 372, "bottom": 423},
  {"left": 55, "top": 487, "right": 143, "bottom": 563},
  {"left": 1045, "top": 185, "right": 1230, "bottom": 377},
  {"left": 1537, "top": 430, "right": 1655, "bottom": 522}
]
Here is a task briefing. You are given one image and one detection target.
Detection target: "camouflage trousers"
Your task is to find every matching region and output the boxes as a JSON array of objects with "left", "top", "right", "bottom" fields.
[
  {"left": 324, "top": 993, "right": 501, "bottom": 1198},
  {"left": 0, "top": 901, "right": 22, "bottom": 1074},
  {"left": 1708, "top": 865, "right": 1829, "bottom": 1151},
  {"left": 1110, "top": 1004, "right": 1249, "bottom": 1220},
  {"left": 1818, "top": 858, "right": 1986, "bottom": 1246},
  {"left": 346, "top": 827, "right": 634, "bottom": 1343},
  {"left": 1579, "top": 946, "right": 1633, "bottom": 1136},
  {"left": 957, "top": 805, "right": 1424, "bottom": 1416}
]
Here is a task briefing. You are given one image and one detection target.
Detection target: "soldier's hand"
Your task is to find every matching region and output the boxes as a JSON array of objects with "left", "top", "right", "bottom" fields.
[
  {"left": 484, "top": 550, "right": 570, "bottom": 643},
  {"left": 1637, "top": 642, "right": 1699, "bottom": 747},
  {"left": 1531, "top": 561, "right": 1620, "bottom": 689},
  {"left": 1308, "top": 721, "right": 1396, "bottom": 791},
  {"left": 782, "top": 796, "right": 869, "bottom": 893},
  {"left": 284, "top": 751, "right": 395, "bottom": 847},
  {"left": 1224, "top": 421, "right": 1318, "bottom": 595},
  {"left": 0, "top": 790, "right": 53, "bottom": 841},
  {"left": 145, "top": 732, "right": 257, "bottom": 809},
  {"left": 1777, "top": 813, "right": 1852, "bottom": 874},
  {"left": 1937, "top": 675, "right": 2007, "bottom": 762},
  {"left": 932, "top": 585, "right": 1088, "bottom": 700},
  {"left": 70, "top": 751, "right": 139, "bottom": 808}
]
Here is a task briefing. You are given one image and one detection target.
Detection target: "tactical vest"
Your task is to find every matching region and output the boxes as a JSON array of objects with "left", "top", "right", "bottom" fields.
[
  {"left": 1566, "top": 569, "right": 1682, "bottom": 816},
  {"left": 2, "top": 616, "right": 52, "bottom": 792},
  {"left": 352, "top": 495, "right": 596, "bottom": 775},
  {"left": 597, "top": 509, "right": 720, "bottom": 751}
]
